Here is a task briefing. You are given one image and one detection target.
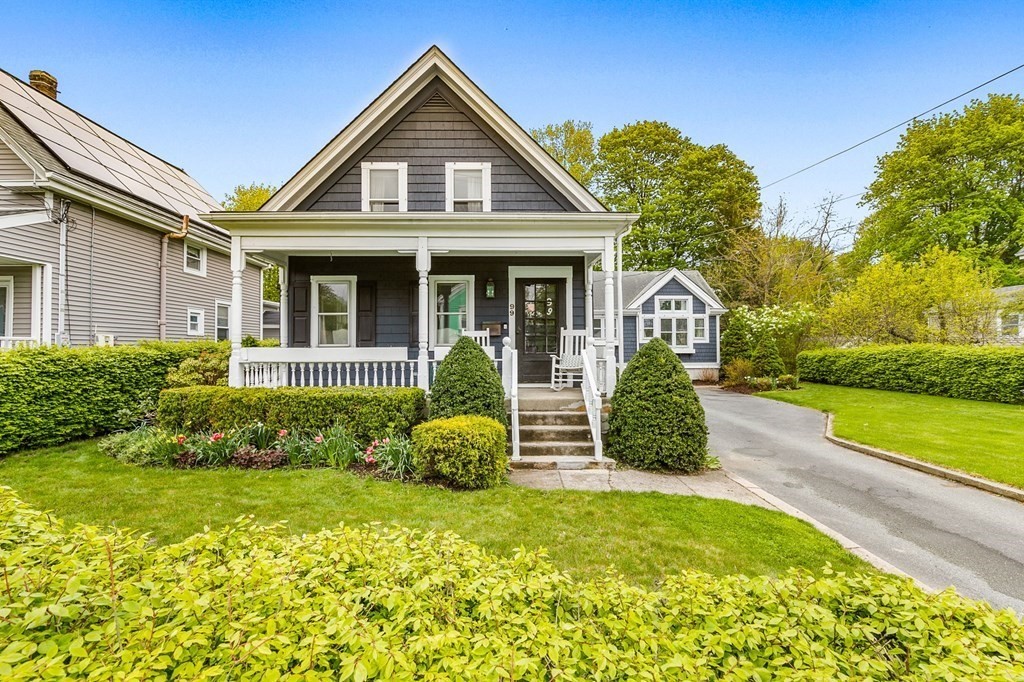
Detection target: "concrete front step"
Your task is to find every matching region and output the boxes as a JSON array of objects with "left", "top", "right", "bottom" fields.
[
  {"left": 518, "top": 410, "right": 589, "bottom": 426},
  {"left": 519, "top": 441, "right": 596, "bottom": 458},
  {"left": 514, "top": 388, "right": 586, "bottom": 412},
  {"left": 511, "top": 455, "right": 615, "bottom": 470},
  {"left": 520, "top": 424, "right": 592, "bottom": 442}
]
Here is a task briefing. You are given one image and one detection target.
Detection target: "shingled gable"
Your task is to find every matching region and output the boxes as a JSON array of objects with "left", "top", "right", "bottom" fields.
[{"left": 263, "top": 46, "right": 605, "bottom": 213}]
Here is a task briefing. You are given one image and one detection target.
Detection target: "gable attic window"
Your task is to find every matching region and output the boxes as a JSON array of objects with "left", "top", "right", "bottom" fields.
[
  {"left": 445, "top": 162, "right": 491, "bottom": 212},
  {"left": 183, "top": 242, "right": 207, "bottom": 276},
  {"left": 361, "top": 162, "right": 407, "bottom": 212}
]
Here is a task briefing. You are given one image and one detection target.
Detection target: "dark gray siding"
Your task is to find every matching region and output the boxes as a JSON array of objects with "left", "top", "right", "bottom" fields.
[
  {"left": 622, "top": 315, "right": 637, "bottom": 362},
  {"left": 305, "top": 85, "right": 572, "bottom": 212},
  {"left": 288, "top": 255, "right": 585, "bottom": 353},
  {"left": 631, "top": 279, "right": 719, "bottom": 365}
]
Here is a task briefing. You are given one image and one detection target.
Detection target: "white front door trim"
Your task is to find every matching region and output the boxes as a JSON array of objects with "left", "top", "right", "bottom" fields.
[{"left": 507, "top": 265, "right": 574, "bottom": 351}]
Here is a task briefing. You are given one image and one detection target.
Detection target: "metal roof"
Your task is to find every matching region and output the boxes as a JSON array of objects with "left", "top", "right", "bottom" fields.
[{"left": 0, "top": 69, "right": 221, "bottom": 221}]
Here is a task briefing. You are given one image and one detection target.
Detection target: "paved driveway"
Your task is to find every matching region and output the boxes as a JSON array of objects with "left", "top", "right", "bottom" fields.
[{"left": 699, "top": 387, "right": 1024, "bottom": 613}]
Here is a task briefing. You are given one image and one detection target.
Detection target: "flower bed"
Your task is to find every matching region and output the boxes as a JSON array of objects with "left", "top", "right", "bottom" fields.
[{"left": 100, "top": 424, "right": 415, "bottom": 480}]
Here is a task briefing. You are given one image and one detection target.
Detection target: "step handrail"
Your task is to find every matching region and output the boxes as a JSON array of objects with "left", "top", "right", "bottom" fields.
[
  {"left": 581, "top": 344, "right": 603, "bottom": 460},
  {"left": 503, "top": 337, "right": 521, "bottom": 460}
]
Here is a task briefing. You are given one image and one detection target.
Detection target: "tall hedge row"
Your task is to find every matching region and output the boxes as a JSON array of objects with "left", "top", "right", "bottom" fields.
[
  {"left": 0, "top": 341, "right": 222, "bottom": 456},
  {"left": 797, "top": 344, "right": 1024, "bottom": 404},
  {"left": 3, "top": 488, "right": 1023, "bottom": 679},
  {"left": 157, "top": 385, "right": 426, "bottom": 442}
]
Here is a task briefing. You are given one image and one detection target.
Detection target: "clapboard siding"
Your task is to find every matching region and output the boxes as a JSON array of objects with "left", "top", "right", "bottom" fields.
[
  {"left": 306, "top": 89, "right": 570, "bottom": 212},
  {"left": 288, "top": 255, "right": 585, "bottom": 352},
  {"left": 0, "top": 266, "right": 32, "bottom": 336},
  {"left": 0, "top": 139, "right": 30, "bottom": 179}
]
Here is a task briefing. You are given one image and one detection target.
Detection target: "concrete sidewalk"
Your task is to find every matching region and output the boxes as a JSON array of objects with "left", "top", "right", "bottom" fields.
[{"left": 510, "top": 468, "right": 774, "bottom": 508}]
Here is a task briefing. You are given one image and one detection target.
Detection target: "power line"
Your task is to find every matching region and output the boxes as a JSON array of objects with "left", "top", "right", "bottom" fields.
[{"left": 761, "top": 61, "right": 1024, "bottom": 190}]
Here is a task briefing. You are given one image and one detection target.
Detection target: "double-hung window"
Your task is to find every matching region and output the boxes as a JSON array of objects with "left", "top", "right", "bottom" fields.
[
  {"left": 430, "top": 276, "right": 474, "bottom": 347},
  {"left": 445, "top": 162, "right": 491, "bottom": 212},
  {"left": 640, "top": 296, "right": 706, "bottom": 352},
  {"left": 311, "top": 276, "right": 356, "bottom": 347},
  {"left": 215, "top": 301, "right": 230, "bottom": 341},
  {"left": 361, "top": 162, "right": 407, "bottom": 212},
  {"left": 183, "top": 242, "right": 206, "bottom": 276},
  {"left": 592, "top": 317, "right": 603, "bottom": 339}
]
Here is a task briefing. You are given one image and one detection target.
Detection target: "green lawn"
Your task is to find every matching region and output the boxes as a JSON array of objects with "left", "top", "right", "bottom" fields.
[
  {"left": 761, "top": 383, "right": 1024, "bottom": 489},
  {"left": 0, "top": 440, "right": 869, "bottom": 584}
]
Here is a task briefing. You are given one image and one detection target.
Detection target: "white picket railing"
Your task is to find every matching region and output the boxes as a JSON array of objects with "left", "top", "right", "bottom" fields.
[
  {"left": 581, "top": 344, "right": 603, "bottom": 460},
  {"left": 0, "top": 337, "right": 38, "bottom": 350},
  {"left": 501, "top": 337, "right": 520, "bottom": 460}
]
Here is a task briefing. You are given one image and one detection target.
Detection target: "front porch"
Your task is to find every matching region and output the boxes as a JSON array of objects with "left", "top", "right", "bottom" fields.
[{"left": 0, "top": 256, "right": 51, "bottom": 349}]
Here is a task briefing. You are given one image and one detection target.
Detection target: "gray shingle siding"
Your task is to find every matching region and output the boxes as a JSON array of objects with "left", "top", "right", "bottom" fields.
[
  {"left": 625, "top": 279, "right": 719, "bottom": 365},
  {"left": 305, "top": 89, "right": 571, "bottom": 212}
]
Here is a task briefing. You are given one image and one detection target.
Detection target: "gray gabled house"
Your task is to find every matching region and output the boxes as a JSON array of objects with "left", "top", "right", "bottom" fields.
[{"left": 0, "top": 69, "right": 264, "bottom": 348}]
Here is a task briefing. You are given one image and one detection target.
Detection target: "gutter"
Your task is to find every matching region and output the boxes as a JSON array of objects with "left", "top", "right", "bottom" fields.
[{"left": 159, "top": 215, "right": 190, "bottom": 341}]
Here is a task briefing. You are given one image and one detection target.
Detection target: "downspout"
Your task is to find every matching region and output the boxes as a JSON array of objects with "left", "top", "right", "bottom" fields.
[
  {"left": 56, "top": 200, "right": 68, "bottom": 346},
  {"left": 159, "top": 215, "right": 190, "bottom": 341},
  {"left": 616, "top": 232, "right": 624, "bottom": 366},
  {"left": 88, "top": 207, "right": 95, "bottom": 343}
]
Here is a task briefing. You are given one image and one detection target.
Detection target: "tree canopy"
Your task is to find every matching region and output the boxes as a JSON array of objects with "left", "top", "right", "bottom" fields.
[
  {"left": 224, "top": 183, "right": 280, "bottom": 301},
  {"left": 530, "top": 120, "right": 597, "bottom": 190},
  {"left": 595, "top": 121, "right": 761, "bottom": 270},
  {"left": 855, "top": 94, "right": 1024, "bottom": 269}
]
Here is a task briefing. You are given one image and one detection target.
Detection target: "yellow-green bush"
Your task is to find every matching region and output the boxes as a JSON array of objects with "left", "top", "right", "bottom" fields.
[
  {"left": 797, "top": 344, "right": 1024, "bottom": 404},
  {"left": 0, "top": 341, "right": 222, "bottom": 456},
  {"left": 412, "top": 415, "right": 507, "bottom": 488},
  {"left": 157, "top": 385, "right": 426, "bottom": 443},
  {"left": 1, "top": 488, "right": 1022, "bottom": 680}
]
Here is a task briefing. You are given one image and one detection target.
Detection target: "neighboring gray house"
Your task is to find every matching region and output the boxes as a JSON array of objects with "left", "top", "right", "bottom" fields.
[
  {"left": 994, "top": 285, "right": 1024, "bottom": 344},
  {"left": 593, "top": 269, "right": 726, "bottom": 379},
  {"left": 0, "top": 69, "right": 264, "bottom": 348}
]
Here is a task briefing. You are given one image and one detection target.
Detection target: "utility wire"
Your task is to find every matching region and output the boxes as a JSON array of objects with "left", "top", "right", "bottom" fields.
[{"left": 761, "top": 61, "right": 1024, "bottom": 189}]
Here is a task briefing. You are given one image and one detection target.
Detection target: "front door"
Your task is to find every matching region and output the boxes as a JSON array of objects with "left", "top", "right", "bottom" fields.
[{"left": 515, "top": 279, "right": 564, "bottom": 383}]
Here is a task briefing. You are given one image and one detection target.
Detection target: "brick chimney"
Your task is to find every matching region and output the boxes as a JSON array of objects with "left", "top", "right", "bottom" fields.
[{"left": 28, "top": 70, "right": 58, "bottom": 99}]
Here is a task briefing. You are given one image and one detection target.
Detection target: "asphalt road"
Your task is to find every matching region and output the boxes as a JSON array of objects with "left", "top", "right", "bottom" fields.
[{"left": 699, "top": 387, "right": 1024, "bottom": 613}]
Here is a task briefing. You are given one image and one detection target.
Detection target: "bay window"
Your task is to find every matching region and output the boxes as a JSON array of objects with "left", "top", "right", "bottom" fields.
[{"left": 312, "top": 276, "right": 356, "bottom": 347}]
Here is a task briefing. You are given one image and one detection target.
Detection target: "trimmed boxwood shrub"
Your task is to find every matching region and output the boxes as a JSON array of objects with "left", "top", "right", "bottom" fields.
[
  {"left": 429, "top": 336, "right": 507, "bottom": 425},
  {"left": 752, "top": 333, "right": 786, "bottom": 379},
  {"left": 157, "top": 385, "right": 426, "bottom": 443},
  {"left": 798, "top": 344, "right": 1024, "bottom": 404},
  {"left": 608, "top": 337, "right": 708, "bottom": 472},
  {"left": 412, "top": 415, "right": 507, "bottom": 489},
  {"left": 0, "top": 340, "right": 222, "bottom": 456},
  {"left": 3, "top": 488, "right": 1024, "bottom": 680}
]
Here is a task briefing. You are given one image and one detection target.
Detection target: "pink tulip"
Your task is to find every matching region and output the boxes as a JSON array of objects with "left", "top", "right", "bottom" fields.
[
  {"left": 210, "top": 433, "right": 224, "bottom": 442},
  {"left": 278, "top": 429, "right": 288, "bottom": 438},
  {"left": 314, "top": 435, "right": 324, "bottom": 444}
]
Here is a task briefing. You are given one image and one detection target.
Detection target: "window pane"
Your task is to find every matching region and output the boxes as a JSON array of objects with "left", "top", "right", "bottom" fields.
[
  {"left": 642, "top": 317, "right": 654, "bottom": 338},
  {"left": 435, "top": 282, "right": 467, "bottom": 315},
  {"left": 676, "top": 329, "right": 687, "bottom": 347},
  {"left": 453, "top": 200, "right": 483, "bottom": 212},
  {"left": 436, "top": 314, "right": 463, "bottom": 345},
  {"left": 319, "top": 314, "right": 348, "bottom": 346},
  {"left": 370, "top": 200, "right": 399, "bottom": 212},
  {"left": 369, "top": 169, "right": 399, "bottom": 200},
  {"left": 217, "top": 305, "right": 229, "bottom": 327},
  {"left": 693, "top": 318, "right": 705, "bottom": 339},
  {"left": 453, "top": 169, "right": 482, "bottom": 200},
  {"left": 318, "top": 282, "right": 350, "bottom": 314},
  {"left": 660, "top": 318, "right": 672, "bottom": 334},
  {"left": 186, "top": 245, "right": 202, "bottom": 270},
  {"left": 659, "top": 300, "right": 672, "bottom": 311}
]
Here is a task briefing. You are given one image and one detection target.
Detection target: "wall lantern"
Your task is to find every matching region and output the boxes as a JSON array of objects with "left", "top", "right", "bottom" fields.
[{"left": 485, "top": 278, "right": 496, "bottom": 299}]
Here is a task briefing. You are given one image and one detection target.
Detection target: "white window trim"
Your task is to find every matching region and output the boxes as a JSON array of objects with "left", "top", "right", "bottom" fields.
[
  {"left": 215, "top": 299, "right": 231, "bottom": 342},
  {"left": 183, "top": 241, "right": 207, "bottom": 277},
  {"left": 445, "top": 161, "right": 491, "bottom": 212},
  {"left": 428, "top": 275, "right": 475, "bottom": 349},
  {"left": 638, "top": 295, "right": 710, "bottom": 353},
  {"left": 692, "top": 315, "right": 709, "bottom": 342},
  {"left": 310, "top": 275, "right": 357, "bottom": 348},
  {"left": 186, "top": 307, "right": 205, "bottom": 337},
  {"left": 0, "top": 276, "right": 13, "bottom": 338},
  {"left": 360, "top": 162, "right": 408, "bottom": 212}
]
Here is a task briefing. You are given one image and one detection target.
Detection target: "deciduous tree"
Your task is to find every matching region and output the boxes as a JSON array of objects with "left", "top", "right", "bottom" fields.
[
  {"left": 223, "top": 183, "right": 280, "bottom": 301},
  {"left": 530, "top": 120, "right": 597, "bottom": 189}
]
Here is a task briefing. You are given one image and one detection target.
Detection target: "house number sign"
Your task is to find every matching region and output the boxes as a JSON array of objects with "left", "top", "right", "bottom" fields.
[{"left": 509, "top": 303, "right": 515, "bottom": 317}]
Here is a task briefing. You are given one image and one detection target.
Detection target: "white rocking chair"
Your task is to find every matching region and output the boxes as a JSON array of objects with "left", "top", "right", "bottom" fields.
[
  {"left": 461, "top": 329, "right": 495, "bottom": 359},
  {"left": 550, "top": 329, "right": 588, "bottom": 390}
]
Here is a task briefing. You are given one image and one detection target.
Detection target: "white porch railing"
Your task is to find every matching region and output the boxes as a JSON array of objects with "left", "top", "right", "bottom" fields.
[
  {"left": 501, "top": 338, "right": 520, "bottom": 460},
  {"left": 581, "top": 344, "right": 603, "bottom": 461},
  {"left": 0, "top": 337, "right": 38, "bottom": 350}
]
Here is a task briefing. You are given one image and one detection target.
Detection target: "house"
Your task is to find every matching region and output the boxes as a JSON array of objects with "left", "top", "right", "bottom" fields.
[
  {"left": 201, "top": 46, "right": 653, "bottom": 461},
  {"left": 593, "top": 269, "right": 726, "bottom": 380},
  {"left": 994, "top": 285, "right": 1024, "bottom": 344},
  {"left": 0, "top": 69, "right": 265, "bottom": 348}
]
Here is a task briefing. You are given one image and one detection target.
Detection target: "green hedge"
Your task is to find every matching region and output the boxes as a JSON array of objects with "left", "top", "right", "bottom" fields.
[
  {"left": 2, "top": 488, "right": 1023, "bottom": 679},
  {"left": 0, "top": 341, "right": 221, "bottom": 456},
  {"left": 157, "top": 385, "right": 426, "bottom": 443},
  {"left": 412, "top": 415, "right": 507, "bottom": 489},
  {"left": 797, "top": 344, "right": 1024, "bottom": 404}
]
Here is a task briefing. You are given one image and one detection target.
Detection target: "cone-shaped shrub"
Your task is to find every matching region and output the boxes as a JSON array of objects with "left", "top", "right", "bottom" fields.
[
  {"left": 720, "top": 314, "right": 753, "bottom": 368},
  {"left": 608, "top": 337, "right": 708, "bottom": 472},
  {"left": 752, "top": 334, "right": 786, "bottom": 379},
  {"left": 430, "top": 336, "right": 507, "bottom": 425}
]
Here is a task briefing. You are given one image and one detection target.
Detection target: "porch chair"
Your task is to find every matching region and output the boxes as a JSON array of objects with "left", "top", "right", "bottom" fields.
[
  {"left": 550, "top": 329, "right": 588, "bottom": 390},
  {"left": 460, "top": 329, "right": 495, "bottom": 359}
]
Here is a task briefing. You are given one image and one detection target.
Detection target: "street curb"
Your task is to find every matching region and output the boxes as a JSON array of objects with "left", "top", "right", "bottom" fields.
[
  {"left": 724, "top": 471, "right": 911, "bottom": 579},
  {"left": 823, "top": 413, "right": 1024, "bottom": 505}
]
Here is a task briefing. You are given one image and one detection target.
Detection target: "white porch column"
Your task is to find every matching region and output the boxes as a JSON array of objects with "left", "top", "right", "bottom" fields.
[
  {"left": 603, "top": 236, "right": 617, "bottom": 395},
  {"left": 41, "top": 263, "right": 53, "bottom": 345},
  {"left": 30, "top": 264, "right": 41, "bottom": 343},
  {"left": 416, "top": 238, "right": 431, "bottom": 391},
  {"left": 584, "top": 264, "right": 593, "bottom": 338},
  {"left": 278, "top": 263, "right": 289, "bottom": 347},
  {"left": 228, "top": 236, "right": 245, "bottom": 387}
]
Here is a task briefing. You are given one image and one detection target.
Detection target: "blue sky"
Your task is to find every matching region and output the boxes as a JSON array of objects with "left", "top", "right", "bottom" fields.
[{"left": 2, "top": 1, "right": 1023, "bottom": 234}]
